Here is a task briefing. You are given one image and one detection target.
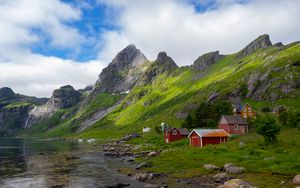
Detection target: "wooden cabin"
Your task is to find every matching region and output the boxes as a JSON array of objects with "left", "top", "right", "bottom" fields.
[
  {"left": 164, "top": 128, "right": 189, "bottom": 143},
  {"left": 232, "top": 103, "right": 256, "bottom": 118},
  {"left": 188, "top": 129, "right": 230, "bottom": 147},
  {"left": 218, "top": 115, "right": 248, "bottom": 135}
]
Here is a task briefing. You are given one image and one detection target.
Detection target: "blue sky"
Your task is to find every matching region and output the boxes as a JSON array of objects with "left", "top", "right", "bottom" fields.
[{"left": 0, "top": 0, "right": 299, "bottom": 97}]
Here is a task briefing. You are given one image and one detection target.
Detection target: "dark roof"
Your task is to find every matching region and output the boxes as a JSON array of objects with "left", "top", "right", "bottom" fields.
[
  {"left": 221, "top": 115, "right": 248, "bottom": 125},
  {"left": 233, "top": 103, "right": 245, "bottom": 112},
  {"left": 167, "top": 128, "right": 190, "bottom": 135}
]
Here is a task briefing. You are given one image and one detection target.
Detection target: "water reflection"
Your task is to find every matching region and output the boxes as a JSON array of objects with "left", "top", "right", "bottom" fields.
[{"left": 0, "top": 138, "right": 145, "bottom": 188}]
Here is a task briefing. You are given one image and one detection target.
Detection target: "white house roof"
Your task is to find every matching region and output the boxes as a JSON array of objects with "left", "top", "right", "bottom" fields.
[{"left": 188, "top": 129, "right": 230, "bottom": 138}]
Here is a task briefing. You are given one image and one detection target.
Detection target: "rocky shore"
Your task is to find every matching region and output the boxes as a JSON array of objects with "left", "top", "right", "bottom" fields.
[{"left": 100, "top": 134, "right": 256, "bottom": 188}]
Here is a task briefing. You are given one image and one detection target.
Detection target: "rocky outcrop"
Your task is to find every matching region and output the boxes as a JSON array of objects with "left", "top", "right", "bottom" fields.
[
  {"left": 93, "top": 45, "right": 149, "bottom": 94},
  {"left": 237, "top": 34, "right": 272, "bottom": 58},
  {"left": 137, "top": 52, "right": 178, "bottom": 85},
  {"left": 0, "top": 87, "right": 16, "bottom": 101},
  {"left": 0, "top": 105, "right": 32, "bottom": 136},
  {"left": 28, "top": 85, "right": 81, "bottom": 126},
  {"left": 193, "top": 51, "right": 223, "bottom": 71}
]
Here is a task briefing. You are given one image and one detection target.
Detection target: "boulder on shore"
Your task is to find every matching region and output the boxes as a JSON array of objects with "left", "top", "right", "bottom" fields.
[
  {"left": 203, "top": 164, "right": 221, "bottom": 171},
  {"left": 293, "top": 174, "right": 300, "bottom": 185},
  {"left": 217, "top": 179, "right": 255, "bottom": 188}
]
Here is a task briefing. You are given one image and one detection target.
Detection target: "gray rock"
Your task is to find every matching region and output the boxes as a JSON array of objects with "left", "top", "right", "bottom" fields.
[
  {"left": 224, "top": 163, "right": 234, "bottom": 169},
  {"left": 213, "top": 173, "right": 233, "bottom": 183},
  {"left": 217, "top": 179, "right": 255, "bottom": 188},
  {"left": 207, "top": 92, "right": 219, "bottom": 102},
  {"left": 237, "top": 34, "right": 272, "bottom": 58},
  {"left": 136, "top": 162, "right": 149, "bottom": 169},
  {"left": 134, "top": 173, "right": 153, "bottom": 182},
  {"left": 226, "top": 166, "right": 245, "bottom": 174},
  {"left": 147, "top": 151, "right": 160, "bottom": 157},
  {"left": 137, "top": 52, "right": 178, "bottom": 85},
  {"left": 293, "top": 174, "right": 300, "bottom": 185},
  {"left": 193, "top": 51, "right": 222, "bottom": 71},
  {"left": 239, "top": 142, "right": 246, "bottom": 148},
  {"left": 203, "top": 164, "right": 221, "bottom": 171}
]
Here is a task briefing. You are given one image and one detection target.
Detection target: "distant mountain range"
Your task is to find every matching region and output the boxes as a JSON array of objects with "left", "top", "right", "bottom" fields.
[{"left": 1, "top": 34, "right": 299, "bottom": 137}]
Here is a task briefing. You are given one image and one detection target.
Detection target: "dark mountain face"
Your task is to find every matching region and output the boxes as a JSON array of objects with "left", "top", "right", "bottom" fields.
[
  {"left": 94, "top": 44, "right": 148, "bottom": 94},
  {"left": 0, "top": 87, "right": 16, "bottom": 101},
  {"left": 193, "top": 51, "right": 223, "bottom": 71},
  {"left": 237, "top": 34, "right": 272, "bottom": 58},
  {"left": 137, "top": 52, "right": 178, "bottom": 85},
  {"left": 52, "top": 85, "right": 81, "bottom": 109}
]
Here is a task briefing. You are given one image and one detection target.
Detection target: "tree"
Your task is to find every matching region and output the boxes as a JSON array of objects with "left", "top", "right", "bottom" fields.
[
  {"left": 256, "top": 115, "right": 280, "bottom": 145},
  {"left": 181, "top": 100, "right": 232, "bottom": 129},
  {"left": 181, "top": 113, "right": 194, "bottom": 129}
]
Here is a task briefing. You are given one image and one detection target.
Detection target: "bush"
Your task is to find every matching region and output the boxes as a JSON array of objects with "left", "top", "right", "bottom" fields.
[
  {"left": 154, "top": 125, "right": 162, "bottom": 134},
  {"left": 261, "top": 106, "right": 271, "bottom": 112},
  {"left": 256, "top": 115, "right": 280, "bottom": 145}
]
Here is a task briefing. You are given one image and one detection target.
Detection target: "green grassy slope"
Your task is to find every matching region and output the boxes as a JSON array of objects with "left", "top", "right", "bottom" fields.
[{"left": 75, "top": 42, "right": 300, "bottom": 139}]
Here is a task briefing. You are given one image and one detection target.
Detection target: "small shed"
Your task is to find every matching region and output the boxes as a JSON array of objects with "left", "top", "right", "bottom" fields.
[
  {"left": 218, "top": 115, "right": 248, "bottom": 135},
  {"left": 143, "top": 127, "right": 151, "bottom": 133},
  {"left": 164, "top": 128, "right": 189, "bottom": 143},
  {"left": 188, "top": 129, "right": 230, "bottom": 147}
]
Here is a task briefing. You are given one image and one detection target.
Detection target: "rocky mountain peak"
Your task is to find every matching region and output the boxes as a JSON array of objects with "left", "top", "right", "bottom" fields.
[
  {"left": 0, "top": 87, "right": 16, "bottom": 101},
  {"left": 52, "top": 85, "right": 81, "bottom": 109},
  {"left": 137, "top": 52, "right": 178, "bottom": 85},
  {"left": 91, "top": 45, "right": 149, "bottom": 95},
  {"left": 193, "top": 51, "right": 222, "bottom": 71},
  {"left": 237, "top": 34, "right": 272, "bottom": 58}
]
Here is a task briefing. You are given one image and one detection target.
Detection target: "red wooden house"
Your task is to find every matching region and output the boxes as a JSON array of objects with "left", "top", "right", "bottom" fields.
[
  {"left": 164, "top": 128, "right": 189, "bottom": 143},
  {"left": 188, "top": 129, "right": 230, "bottom": 147},
  {"left": 218, "top": 115, "right": 248, "bottom": 135}
]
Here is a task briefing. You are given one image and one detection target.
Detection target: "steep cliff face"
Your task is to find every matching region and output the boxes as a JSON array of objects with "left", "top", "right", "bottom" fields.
[
  {"left": 237, "top": 34, "right": 272, "bottom": 58},
  {"left": 0, "top": 87, "right": 47, "bottom": 136},
  {"left": 28, "top": 85, "right": 81, "bottom": 127},
  {"left": 193, "top": 51, "right": 223, "bottom": 71},
  {"left": 93, "top": 45, "right": 149, "bottom": 94},
  {"left": 138, "top": 52, "right": 178, "bottom": 85}
]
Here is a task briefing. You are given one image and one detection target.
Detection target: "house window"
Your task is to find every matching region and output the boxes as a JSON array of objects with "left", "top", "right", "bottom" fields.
[
  {"left": 248, "top": 108, "right": 251, "bottom": 112},
  {"left": 244, "top": 108, "right": 246, "bottom": 112},
  {"left": 172, "top": 130, "right": 177, "bottom": 135},
  {"left": 244, "top": 114, "right": 247, "bottom": 118},
  {"left": 234, "top": 125, "right": 239, "bottom": 130}
]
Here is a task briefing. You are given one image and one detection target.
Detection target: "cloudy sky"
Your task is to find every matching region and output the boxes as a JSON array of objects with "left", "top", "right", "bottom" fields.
[{"left": 0, "top": 0, "right": 299, "bottom": 97}]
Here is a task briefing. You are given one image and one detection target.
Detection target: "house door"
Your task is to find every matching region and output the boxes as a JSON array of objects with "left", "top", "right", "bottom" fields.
[{"left": 192, "top": 137, "right": 200, "bottom": 147}]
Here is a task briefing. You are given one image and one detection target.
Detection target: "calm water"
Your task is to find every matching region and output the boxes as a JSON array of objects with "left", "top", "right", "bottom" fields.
[{"left": 0, "top": 138, "right": 145, "bottom": 188}]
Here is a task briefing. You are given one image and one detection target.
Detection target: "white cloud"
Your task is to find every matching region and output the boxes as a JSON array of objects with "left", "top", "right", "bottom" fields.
[
  {"left": 97, "top": 0, "right": 300, "bottom": 65},
  {"left": 0, "top": 0, "right": 103, "bottom": 97},
  {"left": 1, "top": 0, "right": 300, "bottom": 97},
  {"left": 0, "top": 54, "right": 104, "bottom": 97}
]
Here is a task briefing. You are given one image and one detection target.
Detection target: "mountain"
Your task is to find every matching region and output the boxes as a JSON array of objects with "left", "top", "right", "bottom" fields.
[
  {"left": 0, "top": 87, "right": 47, "bottom": 136},
  {"left": 91, "top": 45, "right": 149, "bottom": 94},
  {"left": 193, "top": 51, "right": 223, "bottom": 71},
  {"left": 27, "top": 85, "right": 81, "bottom": 127},
  {"left": 1, "top": 34, "right": 300, "bottom": 138},
  {"left": 237, "top": 34, "right": 272, "bottom": 58},
  {"left": 138, "top": 52, "right": 178, "bottom": 85}
]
